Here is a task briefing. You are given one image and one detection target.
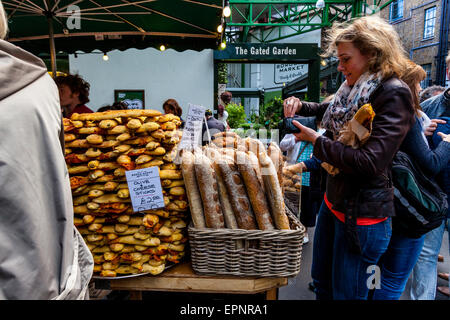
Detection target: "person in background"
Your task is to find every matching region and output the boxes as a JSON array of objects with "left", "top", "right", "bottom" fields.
[
  {"left": 0, "top": 1, "right": 93, "bottom": 299},
  {"left": 163, "top": 98, "right": 184, "bottom": 128},
  {"left": 97, "top": 101, "right": 128, "bottom": 112},
  {"left": 280, "top": 116, "right": 318, "bottom": 244},
  {"left": 372, "top": 61, "right": 450, "bottom": 300},
  {"left": 202, "top": 109, "right": 225, "bottom": 145},
  {"left": 420, "top": 85, "right": 446, "bottom": 103},
  {"left": 54, "top": 73, "right": 93, "bottom": 118},
  {"left": 219, "top": 91, "right": 232, "bottom": 129},
  {"left": 430, "top": 119, "right": 450, "bottom": 297},
  {"left": 284, "top": 15, "right": 415, "bottom": 300},
  {"left": 410, "top": 50, "right": 450, "bottom": 300}
]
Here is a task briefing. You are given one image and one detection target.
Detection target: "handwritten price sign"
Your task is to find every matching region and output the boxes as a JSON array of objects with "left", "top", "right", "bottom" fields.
[
  {"left": 125, "top": 167, "right": 165, "bottom": 212},
  {"left": 178, "top": 103, "right": 206, "bottom": 150}
]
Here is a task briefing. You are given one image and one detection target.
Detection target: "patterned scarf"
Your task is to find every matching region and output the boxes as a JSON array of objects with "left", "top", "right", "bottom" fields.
[{"left": 322, "top": 72, "right": 383, "bottom": 137}]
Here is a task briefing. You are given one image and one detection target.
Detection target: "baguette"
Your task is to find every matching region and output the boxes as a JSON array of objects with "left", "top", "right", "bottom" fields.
[
  {"left": 259, "top": 152, "right": 290, "bottom": 230},
  {"left": 267, "top": 142, "right": 284, "bottom": 188},
  {"left": 193, "top": 150, "right": 224, "bottom": 228},
  {"left": 206, "top": 148, "right": 239, "bottom": 229},
  {"left": 215, "top": 153, "right": 257, "bottom": 230},
  {"left": 236, "top": 151, "right": 274, "bottom": 230},
  {"left": 246, "top": 151, "right": 265, "bottom": 194}
]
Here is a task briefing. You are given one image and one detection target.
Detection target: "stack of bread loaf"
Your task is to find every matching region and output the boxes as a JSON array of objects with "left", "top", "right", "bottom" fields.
[
  {"left": 63, "top": 109, "right": 187, "bottom": 277},
  {"left": 282, "top": 163, "right": 303, "bottom": 193},
  {"left": 181, "top": 131, "right": 290, "bottom": 231}
]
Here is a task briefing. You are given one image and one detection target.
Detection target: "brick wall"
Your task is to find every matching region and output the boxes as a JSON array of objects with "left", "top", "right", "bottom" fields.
[{"left": 379, "top": 0, "right": 445, "bottom": 86}]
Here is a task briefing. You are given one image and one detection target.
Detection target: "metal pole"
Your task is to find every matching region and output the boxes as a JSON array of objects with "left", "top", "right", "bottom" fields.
[{"left": 46, "top": 11, "right": 57, "bottom": 77}]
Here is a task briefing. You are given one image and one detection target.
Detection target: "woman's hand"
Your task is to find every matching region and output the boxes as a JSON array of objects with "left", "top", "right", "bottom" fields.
[
  {"left": 424, "top": 119, "right": 446, "bottom": 136},
  {"left": 292, "top": 120, "right": 320, "bottom": 144},
  {"left": 298, "top": 161, "right": 307, "bottom": 172},
  {"left": 437, "top": 132, "right": 450, "bottom": 143},
  {"left": 283, "top": 96, "right": 302, "bottom": 117}
]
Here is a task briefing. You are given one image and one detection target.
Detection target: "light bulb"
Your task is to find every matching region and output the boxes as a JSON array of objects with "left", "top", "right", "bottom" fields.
[
  {"left": 315, "top": 0, "right": 325, "bottom": 9},
  {"left": 102, "top": 53, "right": 109, "bottom": 61},
  {"left": 223, "top": 6, "right": 231, "bottom": 17},
  {"left": 160, "top": 45, "right": 166, "bottom": 51},
  {"left": 220, "top": 42, "right": 226, "bottom": 50},
  {"left": 217, "top": 24, "right": 223, "bottom": 33}
]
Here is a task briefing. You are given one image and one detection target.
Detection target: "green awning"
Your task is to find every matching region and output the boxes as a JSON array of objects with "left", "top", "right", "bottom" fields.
[{"left": 4, "top": 0, "right": 223, "bottom": 55}]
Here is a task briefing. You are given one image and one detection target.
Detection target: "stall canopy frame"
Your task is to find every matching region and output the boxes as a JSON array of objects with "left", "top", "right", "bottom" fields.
[{"left": 3, "top": 0, "right": 223, "bottom": 75}]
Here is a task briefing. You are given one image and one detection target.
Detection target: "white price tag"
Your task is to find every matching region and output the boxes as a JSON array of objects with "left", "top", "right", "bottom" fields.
[
  {"left": 125, "top": 167, "right": 165, "bottom": 212},
  {"left": 179, "top": 103, "right": 206, "bottom": 150}
]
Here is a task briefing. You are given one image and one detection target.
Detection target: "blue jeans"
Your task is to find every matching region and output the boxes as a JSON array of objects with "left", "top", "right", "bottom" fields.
[
  {"left": 410, "top": 218, "right": 450, "bottom": 300},
  {"left": 372, "top": 232, "right": 425, "bottom": 300},
  {"left": 311, "top": 201, "right": 392, "bottom": 300}
]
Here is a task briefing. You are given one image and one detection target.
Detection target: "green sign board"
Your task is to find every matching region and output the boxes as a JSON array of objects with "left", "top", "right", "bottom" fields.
[{"left": 214, "top": 43, "right": 318, "bottom": 62}]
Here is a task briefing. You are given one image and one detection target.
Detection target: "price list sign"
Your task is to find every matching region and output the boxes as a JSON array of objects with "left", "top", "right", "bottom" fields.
[{"left": 125, "top": 167, "right": 165, "bottom": 212}]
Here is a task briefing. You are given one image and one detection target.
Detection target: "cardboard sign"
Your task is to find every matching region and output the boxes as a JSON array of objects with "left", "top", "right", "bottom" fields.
[
  {"left": 125, "top": 167, "right": 165, "bottom": 212},
  {"left": 179, "top": 103, "right": 206, "bottom": 150}
]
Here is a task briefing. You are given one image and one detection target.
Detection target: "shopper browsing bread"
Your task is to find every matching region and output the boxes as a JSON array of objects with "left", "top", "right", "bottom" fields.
[
  {"left": 284, "top": 16, "right": 415, "bottom": 300},
  {"left": 0, "top": 2, "right": 93, "bottom": 299},
  {"left": 202, "top": 109, "right": 225, "bottom": 145},
  {"left": 55, "top": 73, "right": 93, "bottom": 118}
]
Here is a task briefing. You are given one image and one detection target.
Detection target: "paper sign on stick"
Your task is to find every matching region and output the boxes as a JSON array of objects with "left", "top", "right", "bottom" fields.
[{"left": 178, "top": 103, "right": 206, "bottom": 150}]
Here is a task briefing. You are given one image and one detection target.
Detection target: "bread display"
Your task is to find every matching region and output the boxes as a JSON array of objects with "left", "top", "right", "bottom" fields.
[
  {"left": 282, "top": 163, "right": 303, "bottom": 193},
  {"left": 182, "top": 136, "right": 289, "bottom": 231},
  {"left": 64, "top": 109, "right": 187, "bottom": 277}
]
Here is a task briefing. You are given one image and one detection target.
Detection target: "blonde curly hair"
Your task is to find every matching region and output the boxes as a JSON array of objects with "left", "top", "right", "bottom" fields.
[{"left": 323, "top": 15, "right": 409, "bottom": 80}]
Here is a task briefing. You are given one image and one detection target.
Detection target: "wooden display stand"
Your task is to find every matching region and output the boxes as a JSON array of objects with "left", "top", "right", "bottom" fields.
[{"left": 94, "top": 262, "right": 288, "bottom": 300}]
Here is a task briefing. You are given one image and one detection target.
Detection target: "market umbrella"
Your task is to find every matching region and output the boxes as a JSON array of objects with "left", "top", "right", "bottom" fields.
[{"left": 3, "top": 0, "right": 223, "bottom": 75}]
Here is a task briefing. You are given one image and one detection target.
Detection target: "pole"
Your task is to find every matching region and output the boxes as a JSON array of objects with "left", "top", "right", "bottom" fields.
[{"left": 47, "top": 13, "right": 57, "bottom": 77}]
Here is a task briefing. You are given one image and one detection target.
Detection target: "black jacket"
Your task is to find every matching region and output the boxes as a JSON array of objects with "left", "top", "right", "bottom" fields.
[{"left": 298, "top": 77, "right": 415, "bottom": 252}]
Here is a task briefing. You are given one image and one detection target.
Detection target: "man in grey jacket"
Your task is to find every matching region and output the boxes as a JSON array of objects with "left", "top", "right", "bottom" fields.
[{"left": 0, "top": 2, "right": 93, "bottom": 299}]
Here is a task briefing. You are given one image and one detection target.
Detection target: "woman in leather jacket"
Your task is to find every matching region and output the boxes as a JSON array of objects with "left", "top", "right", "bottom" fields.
[{"left": 283, "top": 16, "right": 415, "bottom": 299}]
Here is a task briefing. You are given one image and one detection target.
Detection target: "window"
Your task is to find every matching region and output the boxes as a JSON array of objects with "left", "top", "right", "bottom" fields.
[
  {"left": 390, "top": 0, "right": 404, "bottom": 22},
  {"left": 421, "top": 64, "right": 432, "bottom": 88},
  {"left": 423, "top": 7, "right": 436, "bottom": 39}
]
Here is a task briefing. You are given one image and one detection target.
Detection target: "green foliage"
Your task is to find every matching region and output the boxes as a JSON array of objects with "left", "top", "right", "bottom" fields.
[
  {"left": 258, "top": 97, "right": 284, "bottom": 130},
  {"left": 225, "top": 102, "right": 246, "bottom": 128},
  {"left": 218, "top": 63, "right": 228, "bottom": 84}
]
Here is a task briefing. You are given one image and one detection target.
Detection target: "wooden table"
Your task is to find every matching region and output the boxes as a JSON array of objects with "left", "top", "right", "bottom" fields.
[{"left": 93, "top": 262, "right": 288, "bottom": 300}]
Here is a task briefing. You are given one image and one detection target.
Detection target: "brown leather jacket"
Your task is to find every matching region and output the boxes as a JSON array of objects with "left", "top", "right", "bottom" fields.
[{"left": 298, "top": 77, "right": 415, "bottom": 217}]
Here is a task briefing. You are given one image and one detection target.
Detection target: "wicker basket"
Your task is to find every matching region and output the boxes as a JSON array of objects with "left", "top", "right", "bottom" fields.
[
  {"left": 284, "top": 191, "right": 302, "bottom": 220},
  {"left": 188, "top": 207, "right": 305, "bottom": 278}
]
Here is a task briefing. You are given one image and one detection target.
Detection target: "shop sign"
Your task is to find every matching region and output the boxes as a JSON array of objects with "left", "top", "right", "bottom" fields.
[
  {"left": 274, "top": 64, "right": 308, "bottom": 84},
  {"left": 214, "top": 43, "right": 317, "bottom": 62},
  {"left": 125, "top": 167, "right": 165, "bottom": 212}
]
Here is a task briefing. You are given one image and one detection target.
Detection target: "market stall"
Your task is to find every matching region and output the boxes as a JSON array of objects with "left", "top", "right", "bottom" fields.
[
  {"left": 5, "top": 0, "right": 305, "bottom": 300},
  {"left": 63, "top": 108, "right": 305, "bottom": 299}
]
